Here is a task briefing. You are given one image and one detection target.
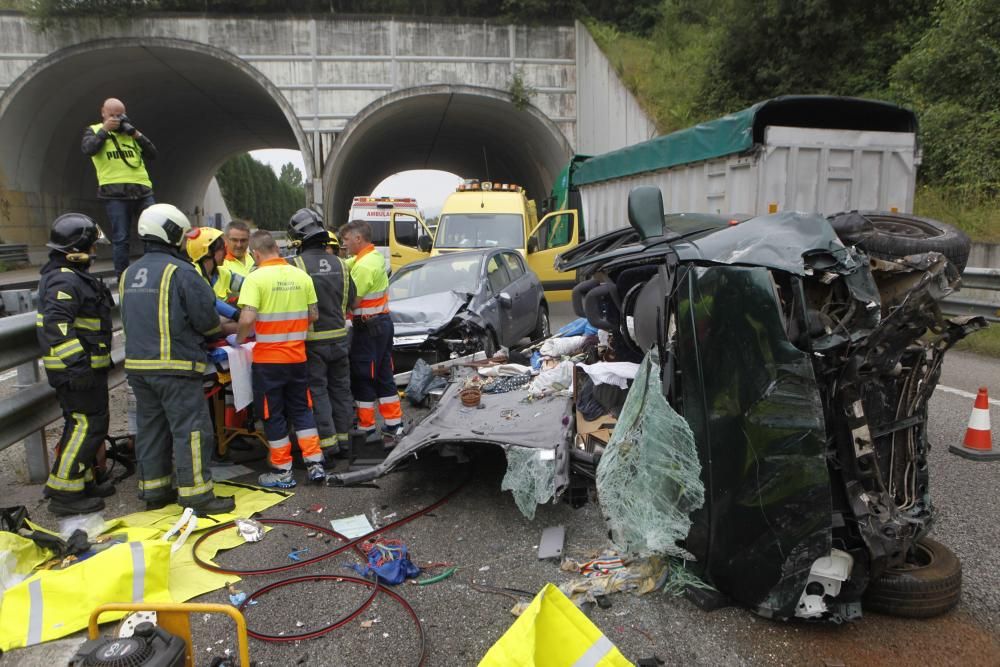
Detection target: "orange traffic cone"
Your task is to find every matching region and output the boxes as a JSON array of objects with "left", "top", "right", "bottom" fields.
[{"left": 949, "top": 387, "right": 1000, "bottom": 461}]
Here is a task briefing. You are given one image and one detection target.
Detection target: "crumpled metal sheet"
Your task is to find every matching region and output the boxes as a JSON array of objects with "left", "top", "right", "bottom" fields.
[
  {"left": 679, "top": 212, "right": 854, "bottom": 276},
  {"left": 391, "top": 291, "right": 469, "bottom": 337},
  {"left": 329, "top": 372, "right": 573, "bottom": 510}
]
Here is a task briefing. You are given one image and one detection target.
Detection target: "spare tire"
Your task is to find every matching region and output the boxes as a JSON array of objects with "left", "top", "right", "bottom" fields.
[
  {"left": 835, "top": 211, "right": 971, "bottom": 273},
  {"left": 863, "top": 537, "right": 962, "bottom": 618}
]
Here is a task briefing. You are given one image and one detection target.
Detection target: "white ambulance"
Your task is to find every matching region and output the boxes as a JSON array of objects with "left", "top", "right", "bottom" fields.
[{"left": 348, "top": 196, "right": 429, "bottom": 273}]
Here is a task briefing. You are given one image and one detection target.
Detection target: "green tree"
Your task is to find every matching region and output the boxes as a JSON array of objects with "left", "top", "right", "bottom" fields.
[{"left": 279, "top": 162, "right": 304, "bottom": 189}]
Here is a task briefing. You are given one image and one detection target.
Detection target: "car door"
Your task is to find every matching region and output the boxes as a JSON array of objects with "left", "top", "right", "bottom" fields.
[
  {"left": 484, "top": 253, "right": 516, "bottom": 346},
  {"left": 389, "top": 211, "right": 434, "bottom": 273},
  {"left": 526, "top": 209, "right": 578, "bottom": 302},
  {"left": 499, "top": 251, "right": 537, "bottom": 339}
]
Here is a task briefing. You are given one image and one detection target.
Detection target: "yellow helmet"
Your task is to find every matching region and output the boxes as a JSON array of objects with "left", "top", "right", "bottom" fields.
[
  {"left": 185, "top": 227, "right": 225, "bottom": 263},
  {"left": 326, "top": 231, "right": 340, "bottom": 248}
]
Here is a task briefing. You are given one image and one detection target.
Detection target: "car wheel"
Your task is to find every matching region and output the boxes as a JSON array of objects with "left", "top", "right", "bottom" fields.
[
  {"left": 532, "top": 303, "right": 550, "bottom": 340},
  {"left": 835, "top": 211, "right": 971, "bottom": 272},
  {"left": 480, "top": 330, "right": 498, "bottom": 358},
  {"left": 863, "top": 537, "right": 962, "bottom": 618}
]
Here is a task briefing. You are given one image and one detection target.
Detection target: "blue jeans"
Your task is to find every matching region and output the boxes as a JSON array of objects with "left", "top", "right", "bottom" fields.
[{"left": 104, "top": 195, "right": 154, "bottom": 275}]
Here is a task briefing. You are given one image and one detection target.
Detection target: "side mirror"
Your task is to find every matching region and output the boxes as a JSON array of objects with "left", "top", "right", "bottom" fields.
[
  {"left": 418, "top": 236, "right": 432, "bottom": 252},
  {"left": 498, "top": 292, "right": 513, "bottom": 309},
  {"left": 627, "top": 186, "right": 665, "bottom": 241},
  {"left": 527, "top": 237, "right": 539, "bottom": 253}
]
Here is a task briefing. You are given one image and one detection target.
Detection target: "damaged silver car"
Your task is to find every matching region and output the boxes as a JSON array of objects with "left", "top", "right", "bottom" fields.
[
  {"left": 388, "top": 248, "right": 550, "bottom": 371},
  {"left": 558, "top": 186, "right": 983, "bottom": 622}
]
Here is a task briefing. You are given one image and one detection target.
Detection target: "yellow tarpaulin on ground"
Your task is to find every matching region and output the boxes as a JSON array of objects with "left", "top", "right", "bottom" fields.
[
  {"left": 0, "top": 481, "right": 289, "bottom": 651},
  {"left": 479, "top": 583, "right": 634, "bottom": 667}
]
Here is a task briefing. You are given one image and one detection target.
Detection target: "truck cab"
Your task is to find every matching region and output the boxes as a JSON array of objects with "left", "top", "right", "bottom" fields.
[{"left": 389, "top": 180, "right": 578, "bottom": 300}]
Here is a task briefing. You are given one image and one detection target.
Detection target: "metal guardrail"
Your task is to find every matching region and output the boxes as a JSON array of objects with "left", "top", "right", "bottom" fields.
[
  {"left": 942, "top": 267, "right": 1000, "bottom": 322},
  {"left": 0, "top": 303, "right": 125, "bottom": 482}
]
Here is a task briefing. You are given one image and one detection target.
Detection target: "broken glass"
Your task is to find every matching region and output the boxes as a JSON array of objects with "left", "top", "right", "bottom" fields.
[
  {"left": 501, "top": 445, "right": 557, "bottom": 520},
  {"left": 596, "top": 349, "right": 705, "bottom": 558}
]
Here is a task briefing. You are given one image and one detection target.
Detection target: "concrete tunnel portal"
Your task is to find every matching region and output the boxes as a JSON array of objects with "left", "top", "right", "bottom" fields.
[
  {"left": 0, "top": 41, "right": 572, "bottom": 257},
  {"left": 0, "top": 38, "right": 308, "bottom": 257},
  {"left": 325, "top": 85, "right": 573, "bottom": 227}
]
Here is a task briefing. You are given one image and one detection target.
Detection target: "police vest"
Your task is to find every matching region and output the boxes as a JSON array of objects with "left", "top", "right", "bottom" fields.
[
  {"left": 88, "top": 123, "right": 152, "bottom": 187},
  {"left": 238, "top": 258, "right": 317, "bottom": 364},
  {"left": 350, "top": 244, "right": 389, "bottom": 317}
]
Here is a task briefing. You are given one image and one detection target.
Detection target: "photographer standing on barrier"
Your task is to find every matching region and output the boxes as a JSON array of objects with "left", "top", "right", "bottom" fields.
[{"left": 81, "top": 97, "right": 157, "bottom": 277}]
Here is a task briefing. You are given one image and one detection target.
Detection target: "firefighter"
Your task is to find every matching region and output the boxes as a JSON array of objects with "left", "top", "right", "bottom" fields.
[
  {"left": 185, "top": 226, "right": 243, "bottom": 334},
  {"left": 341, "top": 220, "right": 403, "bottom": 439},
  {"left": 120, "top": 203, "right": 235, "bottom": 514},
  {"left": 37, "top": 213, "right": 116, "bottom": 516},
  {"left": 287, "top": 210, "right": 356, "bottom": 463},
  {"left": 234, "top": 230, "right": 324, "bottom": 488}
]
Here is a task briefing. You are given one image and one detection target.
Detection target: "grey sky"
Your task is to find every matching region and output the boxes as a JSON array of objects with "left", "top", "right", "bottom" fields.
[{"left": 250, "top": 149, "right": 462, "bottom": 218}]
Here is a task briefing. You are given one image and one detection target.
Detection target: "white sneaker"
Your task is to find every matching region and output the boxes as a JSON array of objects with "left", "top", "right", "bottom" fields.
[
  {"left": 258, "top": 469, "right": 296, "bottom": 489},
  {"left": 307, "top": 463, "right": 326, "bottom": 483}
]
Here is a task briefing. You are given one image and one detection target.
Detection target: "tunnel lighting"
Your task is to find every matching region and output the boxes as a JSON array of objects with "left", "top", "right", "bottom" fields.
[{"left": 482, "top": 182, "right": 493, "bottom": 191}]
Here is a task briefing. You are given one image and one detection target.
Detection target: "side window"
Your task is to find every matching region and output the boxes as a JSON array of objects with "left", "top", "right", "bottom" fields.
[
  {"left": 486, "top": 255, "right": 512, "bottom": 294},
  {"left": 501, "top": 252, "right": 525, "bottom": 280},
  {"left": 530, "top": 213, "right": 573, "bottom": 252},
  {"left": 393, "top": 214, "right": 420, "bottom": 248}
]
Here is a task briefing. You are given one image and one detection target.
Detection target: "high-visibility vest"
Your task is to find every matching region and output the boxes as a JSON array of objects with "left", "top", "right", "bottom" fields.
[
  {"left": 87, "top": 123, "right": 152, "bottom": 187},
  {"left": 237, "top": 257, "right": 317, "bottom": 364},
  {"left": 479, "top": 583, "right": 631, "bottom": 667},
  {"left": 350, "top": 244, "right": 389, "bottom": 317},
  {"left": 0, "top": 539, "right": 171, "bottom": 651},
  {"left": 224, "top": 252, "right": 255, "bottom": 277}
]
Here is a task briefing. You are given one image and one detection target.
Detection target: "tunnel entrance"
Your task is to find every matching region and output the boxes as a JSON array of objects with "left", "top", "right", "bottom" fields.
[
  {"left": 0, "top": 38, "right": 309, "bottom": 260},
  {"left": 324, "top": 85, "right": 572, "bottom": 228}
]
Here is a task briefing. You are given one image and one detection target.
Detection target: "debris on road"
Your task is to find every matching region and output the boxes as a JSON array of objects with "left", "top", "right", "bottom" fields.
[{"left": 235, "top": 518, "right": 264, "bottom": 543}]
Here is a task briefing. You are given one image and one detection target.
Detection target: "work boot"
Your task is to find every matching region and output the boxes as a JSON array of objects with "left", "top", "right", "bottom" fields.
[
  {"left": 258, "top": 469, "right": 296, "bottom": 489},
  {"left": 48, "top": 493, "right": 105, "bottom": 517},
  {"left": 145, "top": 491, "right": 179, "bottom": 511},
  {"left": 183, "top": 494, "right": 236, "bottom": 516},
  {"left": 85, "top": 480, "right": 116, "bottom": 498},
  {"left": 307, "top": 463, "right": 326, "bottom": 483}
]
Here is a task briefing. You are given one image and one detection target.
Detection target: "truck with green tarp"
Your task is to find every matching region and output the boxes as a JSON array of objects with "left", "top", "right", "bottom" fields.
[{"left": 559, "top": 95, "right": 919, "bottom": 239}]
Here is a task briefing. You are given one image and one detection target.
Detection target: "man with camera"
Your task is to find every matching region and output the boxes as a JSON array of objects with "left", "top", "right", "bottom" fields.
[{"left": 81, "top": 98, "right": 157, "bottom": 276}]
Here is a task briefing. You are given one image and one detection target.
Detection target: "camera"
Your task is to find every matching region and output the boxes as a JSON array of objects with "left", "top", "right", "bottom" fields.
[{"left": 116, "top": 114, "right": 136, "bottom": 136}]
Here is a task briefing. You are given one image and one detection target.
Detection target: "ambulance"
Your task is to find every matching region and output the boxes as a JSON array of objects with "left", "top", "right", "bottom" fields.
[
  {"left": 348, "top": 196, "right": 430, "bottom": 273},
  {"left": 387, "top": 180, "right": 579, "bottom": 300}
]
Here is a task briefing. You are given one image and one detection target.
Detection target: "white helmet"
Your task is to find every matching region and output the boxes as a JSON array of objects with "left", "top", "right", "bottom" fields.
[{"left": 137, "top": 203, "right": 191, "bottom": 247}]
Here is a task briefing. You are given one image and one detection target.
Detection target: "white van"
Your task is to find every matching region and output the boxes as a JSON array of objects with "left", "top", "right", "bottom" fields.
[{"left": 347, "top": 196, "right": 426, "bottom": 272}]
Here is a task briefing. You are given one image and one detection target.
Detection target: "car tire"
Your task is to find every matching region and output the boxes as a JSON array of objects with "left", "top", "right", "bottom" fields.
[
  {"left": 834, "top": 211, "right": 971, "bottom": 273},
  {"left": 532, "top": 303, "right": 550, "bottom": 340},
  {"left": 863, "top": 537, "right": 962, "bottom": 619},
  {"left": 480, "top": 330, "right": 498, "bottom": 358}
]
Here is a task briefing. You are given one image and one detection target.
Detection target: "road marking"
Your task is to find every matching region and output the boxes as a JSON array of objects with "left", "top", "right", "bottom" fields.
[{"left": 936, "top": 384, "right": 1000, "bottom": 407}]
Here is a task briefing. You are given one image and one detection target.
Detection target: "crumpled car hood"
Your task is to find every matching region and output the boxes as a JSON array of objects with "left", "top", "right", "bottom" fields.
[
  {"left": 675, "top": 211, "right": 855, "bottom": 275},
  {"left": 390, "top": 291, "right": 469, "bottom": 337}
]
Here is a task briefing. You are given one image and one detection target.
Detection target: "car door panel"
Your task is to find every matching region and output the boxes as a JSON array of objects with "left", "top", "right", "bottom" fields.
[
  {"left": 389, "top": 211, "right": 433, "bottom": 273},
  {"left": 526, "top": 209, "right": 578, "bottom": 302}
]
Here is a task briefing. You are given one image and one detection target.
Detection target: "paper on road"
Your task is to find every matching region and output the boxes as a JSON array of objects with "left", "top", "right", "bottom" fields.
[{"left": 330, "top": 514, "right": 375, "bottom": 539}]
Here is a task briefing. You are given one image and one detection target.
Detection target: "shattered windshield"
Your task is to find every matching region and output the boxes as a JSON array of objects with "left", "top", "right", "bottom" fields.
[
  {"left": 435, "top": 214, "right": 525, "bottom": 249},
  {"left": 388, "top": 255, "right": 483, "bottom": 300}
]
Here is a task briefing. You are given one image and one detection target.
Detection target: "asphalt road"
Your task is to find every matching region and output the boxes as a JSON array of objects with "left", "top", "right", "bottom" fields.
[{"left": 3, "top": 322, "right": 1000, "bottom": 665}]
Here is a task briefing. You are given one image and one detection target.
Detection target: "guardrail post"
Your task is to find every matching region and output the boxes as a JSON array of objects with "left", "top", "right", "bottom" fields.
[{"left": 15, "top": 361, "right": 49, "bottom": 483}]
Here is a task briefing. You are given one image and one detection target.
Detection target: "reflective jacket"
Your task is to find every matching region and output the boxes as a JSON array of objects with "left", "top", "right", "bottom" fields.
[
  {"left": 194, "top": 261, "right": 243, "bottom": 320},
  {"left": 120, "top": 245, "right": 221, "bottom": 377},
  {"left": 81, "top": 123, "right": 156, "bottom": 198},
  {"left": 238, "top": 257, "right": 317, "bottom": 364},
  {"left": 223, "top": 252, "right": 255, "bottom": 277},
  {"left": 347, "top": 244, "right": 389, "bottom": 317},
  {"left": 290, "top": 247, "right": 355, "bottom": 344},
  {"left": 36, "top": 254, "right": 114, "bottom": 386}
]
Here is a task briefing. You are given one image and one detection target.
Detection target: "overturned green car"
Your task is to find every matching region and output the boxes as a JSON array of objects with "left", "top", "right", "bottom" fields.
[{"left": 560, "top": 187, "right": 983, "bottom": 622}]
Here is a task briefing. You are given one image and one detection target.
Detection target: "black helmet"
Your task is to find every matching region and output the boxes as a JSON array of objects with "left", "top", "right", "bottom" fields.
[
  {"left": 47, "top": 213, "right": 106, "bottom": 254},
  {"left": 288, "top": 208, "right": 327, "bottom": 244}
]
